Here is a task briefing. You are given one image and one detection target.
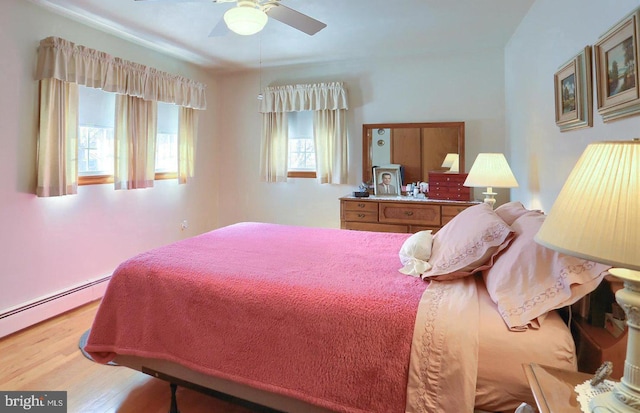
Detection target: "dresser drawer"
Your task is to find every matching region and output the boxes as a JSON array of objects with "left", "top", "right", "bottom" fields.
[
  {"left": 343, "top": 210, "right": 378, "bottom": 223},
  {"left": 429, "top": 172, "right": 468, "bottom": 184},
  {"left": 344, "top": 222, "right": 408, "bottom": 233},
  {"left": 340, "top": 196, "right": 478, "bottom": 234},
  {"left": 442, "top": 205, "right": 471, "bottom": 216},
  {"left": 428, "top": 172, "right": 470, "bottom": 201},
  {"left": 430, "top": 180, "right": 466, "bottom": 188},
  {"left": 430, "top": 183, "right": 462, "bottom": 190},
  {"left": 379, "top": 203, "right": 440, "bottom": 226},
  {"left": 430, "top": 189, "right": 471, "bottom": 201},
  {"left": 342, "top": 200, "right": 378, "bottom": 213},
  {"left": 442, "top": 204, "right": 472, "bottom": 224}
]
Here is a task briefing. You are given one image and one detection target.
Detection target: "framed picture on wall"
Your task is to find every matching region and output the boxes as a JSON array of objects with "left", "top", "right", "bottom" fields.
[
  {"left": 554, "top": 46, "right": 593, "bottom": 132},
  {"left": 373, "top": 165, "right": 402, "bottom": 196},
  {"left": 594, "top": 8, "right": 640, "bottom": 122}
]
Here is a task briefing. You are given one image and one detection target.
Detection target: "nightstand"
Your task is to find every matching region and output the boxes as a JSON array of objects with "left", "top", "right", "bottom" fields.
[
  {"left": 571, "top": 316, "right": 627, "bottom": 380},
  {"left": 523, "top": 363, "right": 592, "bottom": 413}
]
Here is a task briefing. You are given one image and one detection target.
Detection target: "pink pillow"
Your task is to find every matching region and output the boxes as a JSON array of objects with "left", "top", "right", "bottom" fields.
[
  {"left": 421, "top": 203, "right": 515, "bottom": 281},
  {"left": 483, "top": 211, "right": 611, "bottom": 330},
  {"left": 494, "top": 201, "right": 532, "bottom": 225}
]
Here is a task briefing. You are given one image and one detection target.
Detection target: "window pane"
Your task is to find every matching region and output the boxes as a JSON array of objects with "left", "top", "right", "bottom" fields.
[
  {"left": 288, "top": 111, "right": 315, "bottom": 171},
  {"left": 156, "top": 102, "right": 179, "bottom": 172},
  {"left": 78, "top": 86, "right": 115, "bottom": 175}
]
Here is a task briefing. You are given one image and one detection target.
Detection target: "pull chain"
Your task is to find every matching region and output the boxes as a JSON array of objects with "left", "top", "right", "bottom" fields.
[{"left": 257, "top": 35, "right": 263, "bottom": 100}]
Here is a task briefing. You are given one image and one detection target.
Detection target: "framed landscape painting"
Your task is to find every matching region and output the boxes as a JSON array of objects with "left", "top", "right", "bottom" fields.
[
  {"left": 594, "top": 8, "right": 640, "bottom": 122},
  {"left": 555, "top": 46, "right": 593, "bottom": 132}
]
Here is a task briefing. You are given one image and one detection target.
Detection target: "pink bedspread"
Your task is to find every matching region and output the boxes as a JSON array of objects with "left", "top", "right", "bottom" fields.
[{"left": 86, "top": 222, "right": 430, "bottom": 413}]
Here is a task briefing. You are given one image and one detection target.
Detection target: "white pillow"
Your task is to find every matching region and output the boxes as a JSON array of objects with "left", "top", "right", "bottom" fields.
[{"left": 399, "top": 230, "right": 433, "bottom": 276}]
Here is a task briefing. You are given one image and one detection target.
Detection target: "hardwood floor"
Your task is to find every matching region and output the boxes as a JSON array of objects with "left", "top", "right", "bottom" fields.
[{"left": 0, "top": 301, "right": 258, "bottom": 413}]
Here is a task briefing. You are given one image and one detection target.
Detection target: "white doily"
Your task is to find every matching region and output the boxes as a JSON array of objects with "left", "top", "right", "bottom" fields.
[{"left": 575, "top": 379, "right": 616, "bottom": 413}]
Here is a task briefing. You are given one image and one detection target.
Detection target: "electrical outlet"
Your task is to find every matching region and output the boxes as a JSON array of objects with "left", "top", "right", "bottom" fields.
[{"left": 181, "top": 220, "right": 188, "bottom": 231}]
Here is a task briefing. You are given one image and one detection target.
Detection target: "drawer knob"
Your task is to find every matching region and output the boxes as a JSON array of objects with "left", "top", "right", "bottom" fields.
[
  {"left": 358, "top": 213, "right": 366, "bottom": 218},
  {"left": 357, "top": 203, "right": 365, "bottom": 208},
  {"left": 404, "top": 211, "right": 414, "bottom": 216}
]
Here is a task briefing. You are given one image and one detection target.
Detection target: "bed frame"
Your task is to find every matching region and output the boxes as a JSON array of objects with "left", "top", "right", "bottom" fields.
[{"left": 114, "top": 354, "right": 334, "bottom": 413}]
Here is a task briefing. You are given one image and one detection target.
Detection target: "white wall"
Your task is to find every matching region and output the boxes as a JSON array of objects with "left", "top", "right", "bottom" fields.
[
  {"left": 0, "top": 0, "right": 218, "bottom": 335},
  {"left": 214, "top": 50, "right": 509, "bottom": 228},
  {"left": 1, "top": 0, "right": 515, "bottom": 335},
  {"left": 506, "top": 0, "right": 640, "bottom": 212}
]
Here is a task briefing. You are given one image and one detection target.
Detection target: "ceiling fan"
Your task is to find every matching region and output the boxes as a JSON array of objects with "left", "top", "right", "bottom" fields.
[{"left": 135, "top": 0, "right": 327, "bottom": 36}]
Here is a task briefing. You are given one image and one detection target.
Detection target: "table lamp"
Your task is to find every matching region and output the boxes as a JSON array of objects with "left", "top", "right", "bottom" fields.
[
  {"left": 535, "top": 140, "right": 640, "bottom": 413},
  {"left": 441, "top": 153, "right": 459, "bottom": 173},
  {"left": 463, "top": 153, "right": 518, "bottom": 207}
]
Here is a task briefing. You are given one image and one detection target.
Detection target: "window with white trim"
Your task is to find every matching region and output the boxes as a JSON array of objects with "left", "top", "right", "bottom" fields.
[
  {"left": 77, "top": 86, "right": 179, "bottom": 184},
  {"left": 155, "top": 102, "right": 179, "bottom": 173},
  {"left": 78, "top": 85, "right": 115, "bottom": 177},
  {"left": 287, "top": 110, "right": 315, "bottom": 172}
]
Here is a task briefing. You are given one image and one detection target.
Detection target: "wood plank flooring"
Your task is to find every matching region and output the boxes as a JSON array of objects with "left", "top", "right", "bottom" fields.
[{"left": 0, "top": 300, "right": 257, "bottom": 413}]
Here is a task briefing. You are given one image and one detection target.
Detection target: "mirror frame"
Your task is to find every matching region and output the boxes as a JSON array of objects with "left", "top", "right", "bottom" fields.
[{"left": 362, "top": 121, "right": 465, "bottom": 185}]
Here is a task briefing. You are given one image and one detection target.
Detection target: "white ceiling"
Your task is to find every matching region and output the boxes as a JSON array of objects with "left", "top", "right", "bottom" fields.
[{"left": 31, "top": 0, "right": 535, "bottom": 72}]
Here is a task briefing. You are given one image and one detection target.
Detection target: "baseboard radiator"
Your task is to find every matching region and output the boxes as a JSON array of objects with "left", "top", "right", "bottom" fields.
[{"left": 0, "top": 275, "right": 111, "bottom": 338}]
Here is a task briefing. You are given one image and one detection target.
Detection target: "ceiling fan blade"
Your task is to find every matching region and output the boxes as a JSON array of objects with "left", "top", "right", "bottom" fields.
[
  {"left": 134, "top": 0, "right": 210, "bottom": 2},
  {"left": 266, "top": 4, "right": 326, "bottom": 36},
  {"left": 207, "top": 0, "right": 234, "bottom": 37},
  {"left": 209, "top": 17, "right": 230, "bottom": 37}
]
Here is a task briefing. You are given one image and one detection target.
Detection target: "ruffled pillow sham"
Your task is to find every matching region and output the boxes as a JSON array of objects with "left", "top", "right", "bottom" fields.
[
  {"left": 494, "top": 201, "right": 535, "bottom": 225},
  {"left": 483, "top": 210, "right": 611, "bottom": 331},
  {"left": 419, "top": 203, "right": 515, "bottom": 281}
]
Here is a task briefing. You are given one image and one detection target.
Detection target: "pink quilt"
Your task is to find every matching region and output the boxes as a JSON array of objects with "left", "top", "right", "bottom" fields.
[{"left": 85, "top": 222, "right": 431, "bottom": 413}]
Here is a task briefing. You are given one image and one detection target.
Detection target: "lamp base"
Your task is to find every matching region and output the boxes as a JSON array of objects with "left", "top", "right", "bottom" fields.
[
  {"left": 482, "top": 187, "right": 497, "bottom": 208},
  {"left": 589, "top": 384, "right": 640, "bottom": 412},
  {"left": 589, "top": 268, "right": 640, "bottom": 413}
]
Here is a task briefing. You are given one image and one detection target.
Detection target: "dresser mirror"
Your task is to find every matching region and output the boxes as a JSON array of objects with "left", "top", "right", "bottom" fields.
[{"left": 362, "top": 122, "right": 465, "bottom": 186}]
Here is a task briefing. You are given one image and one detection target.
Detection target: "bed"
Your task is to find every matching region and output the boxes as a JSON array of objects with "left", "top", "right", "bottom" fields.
[{"left": 85, "top": 202, "right": 610, "bottom": 413}]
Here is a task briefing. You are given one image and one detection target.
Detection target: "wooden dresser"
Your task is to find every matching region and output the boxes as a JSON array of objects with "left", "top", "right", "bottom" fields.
[
  {"left": 427, "top": 172, "right": 471, "bottom": 201},
  {"left": 340, "top": 195, "right": 479, "bottom": 233}
]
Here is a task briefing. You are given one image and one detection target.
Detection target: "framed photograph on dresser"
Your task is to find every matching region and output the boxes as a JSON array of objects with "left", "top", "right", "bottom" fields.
[
  {"left": 594, "top": 8, "right": 640, "bottom": 122},
  {"left": 554, "top": 46, "right": 593, "bottom": 131},
  {"left": 373, "top": 165, "right": 402, "bottom": 196}
]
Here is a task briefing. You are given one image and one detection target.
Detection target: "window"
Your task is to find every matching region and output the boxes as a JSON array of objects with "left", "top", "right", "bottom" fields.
[
  {"left": 77, "top": 86, "right": 179, "bottom": 184},
  {"left": 78, "top": 86, "right": 115, "bottom": 178},
  {"left": 288, "top": 111, "right": 316, "bottom": 178},
  {"left": 36, "top": 37, "right": 204, "bottom": 196},
  {"left": 155, "top": 102, "right": 179, "bottom": 175}
]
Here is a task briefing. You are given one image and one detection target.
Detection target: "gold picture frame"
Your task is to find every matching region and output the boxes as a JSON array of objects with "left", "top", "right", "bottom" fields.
[
  {"left": 555, "top": 46, "right": 593, "bottom": 132},
  {"left": 595, "top": 8, "right": 640, "bottom": 122}
]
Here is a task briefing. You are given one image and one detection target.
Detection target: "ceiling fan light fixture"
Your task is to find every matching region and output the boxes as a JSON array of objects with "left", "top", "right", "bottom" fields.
[{"left": 224, "top": 2, "right": 268, "bottom": 36}]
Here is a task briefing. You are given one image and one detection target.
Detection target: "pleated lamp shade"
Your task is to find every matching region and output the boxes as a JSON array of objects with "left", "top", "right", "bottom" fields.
[
  {"left": 464, "top": 153, "right": 519, "bottom": 188},
  {"left": 535, "top": 140, "right": 640, "bottom": 271},
  {"left": 463, "top": 153, "right": 518, "bottom": 206},
  {"left": 441, "top": 153, "right": 459, "bottom": 173}
]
